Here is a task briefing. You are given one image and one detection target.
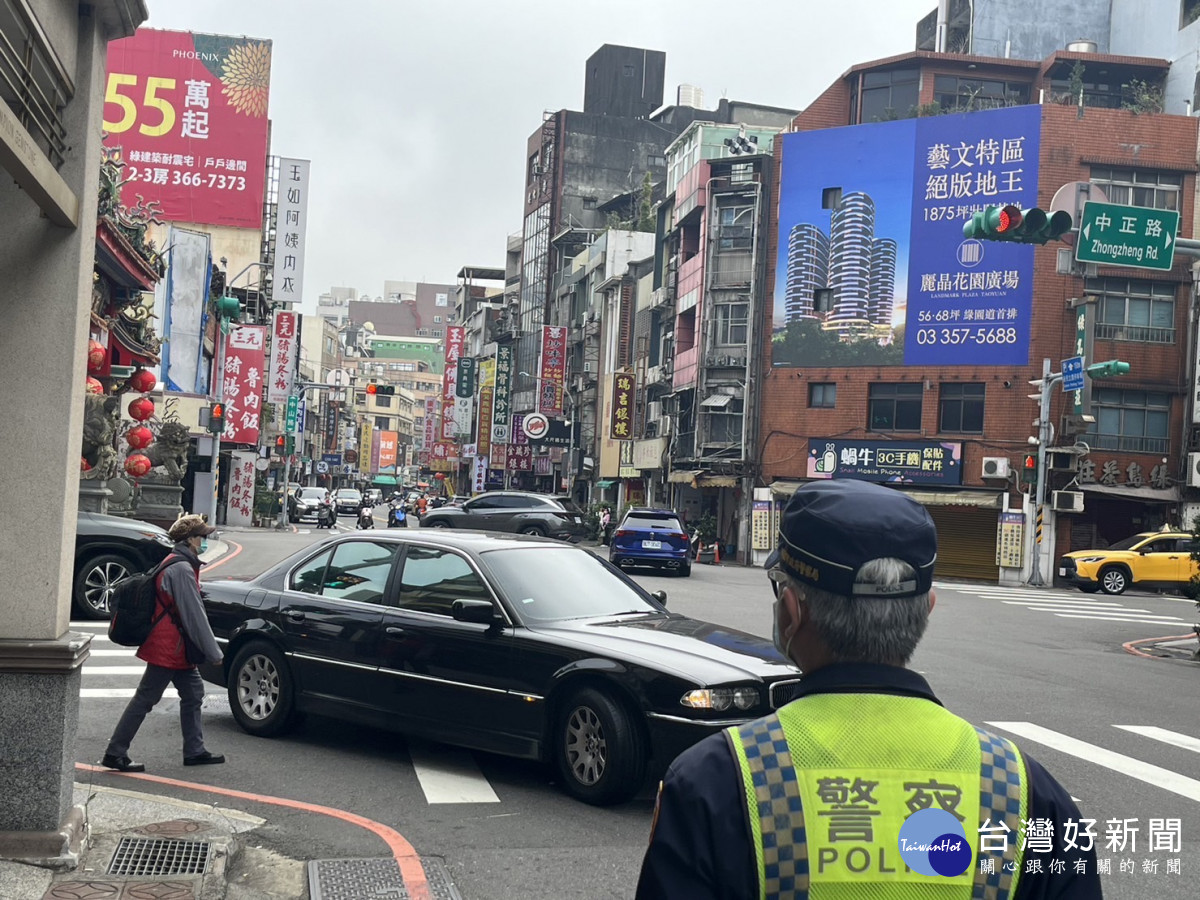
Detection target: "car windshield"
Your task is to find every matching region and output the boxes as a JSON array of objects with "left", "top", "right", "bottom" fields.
[
  {"left": 623, "top": 513, "right": 682, "bottom": 531},
  {"left": 1109, "top": 534, "right": 1151, "bottom": 551},
  {"left": 482, "top": 547, "right": 660, "bottom": 623},
  {"left": 338, "top": 490, "right": 362, "bottom": 501},
  {"left": 298, "top": 488, "right": 326, "bottom": 500}
]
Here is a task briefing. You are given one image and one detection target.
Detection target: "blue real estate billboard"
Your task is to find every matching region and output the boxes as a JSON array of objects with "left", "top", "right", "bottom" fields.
[{"left": 773, "top": 104, "right": 1041, "bottom": 367}]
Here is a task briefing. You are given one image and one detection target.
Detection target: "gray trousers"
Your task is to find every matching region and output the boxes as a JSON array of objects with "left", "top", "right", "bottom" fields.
[{"left": 106, "top": 664, "right": 207, "bottom": 759}]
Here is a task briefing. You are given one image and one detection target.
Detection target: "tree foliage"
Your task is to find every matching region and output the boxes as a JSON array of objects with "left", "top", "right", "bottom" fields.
[{"left": 771, "top": 319, "right": 905, "bottom": 367}]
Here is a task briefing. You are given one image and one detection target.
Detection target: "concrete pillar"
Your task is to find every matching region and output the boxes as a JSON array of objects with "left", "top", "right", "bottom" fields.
[{"left": 0, "top": 6, "right": 108, "bottom": 859}]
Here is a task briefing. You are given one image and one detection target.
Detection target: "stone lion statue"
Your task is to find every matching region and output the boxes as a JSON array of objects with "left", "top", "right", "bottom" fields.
[
  {"left": 82, "top": 394, "right": 121, "bottom": 479},
  {"left": 143, "top": 420, "right": 191, "bottom": 480}
]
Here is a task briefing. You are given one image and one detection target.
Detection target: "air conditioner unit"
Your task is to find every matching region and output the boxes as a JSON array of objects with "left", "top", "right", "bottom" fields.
[
  {"left": 660, "top": 416, "right": 673, "bottom": 436},
  {"left": 981, "top": 457, "right": 1010, "bottom": 479},
  {"left": 1188, "top": 452, "right": 1200, "bottom": 488},
  {"left": 647, "top": 401, "right": 662, "bottom": 421},
  {"left": 1046, "top": 449, "right": 1079, "bottom": 472},
  {"left": 1051, "top": 491, "right": 1085, "bottom": 514}
]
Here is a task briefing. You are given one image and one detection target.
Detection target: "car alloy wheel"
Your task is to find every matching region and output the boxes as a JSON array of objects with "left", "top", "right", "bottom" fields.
[
  {"left": 75, "top": 554, "right": 132, "bottom": 619},
  {"left": 565, "top": 704, "right": 607, "bottom": 787},
  {"left": 520, "top": 525, "right": 547, "bottom": 537},
  {"left": 555, "top": 687, "right": 646, "bottom": 806},
  {"left": 1099, "top": 566, "right": 1128, "bottom": 595},
  {"left": 228, "top": 642, "right": 297, "bottom": 737}
]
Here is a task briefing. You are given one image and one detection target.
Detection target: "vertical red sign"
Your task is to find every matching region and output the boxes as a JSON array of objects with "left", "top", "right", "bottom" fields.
[
  {"left": 538, "top": 325, "right": 567, "bottom": 415},
  {"left": 442, "top": 326, "right": 465, "bottom": 440},
  {"left": 221, "top": 325, "right": 266, "bottom": 444},
  {"left": 102, "top": 29, "right": 273, "bottom": 229}
]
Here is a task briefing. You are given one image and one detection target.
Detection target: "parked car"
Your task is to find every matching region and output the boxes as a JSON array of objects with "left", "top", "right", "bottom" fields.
[
  {"left": 332, "top": 488, "right": 363, "bottom": 516},
  {"left": 420, "top": 491, "right": 588, "bottom": 540},
  {"left": 609, "top": 508, "right": 691, "bottom": 576},
  {"left": 74, "top": 512, "right": 175, "bottom": 619},
  {"left": 289, "top": 486, "right": 330, "bottom": 523},
  {"left": 198, "top": 531, "right": 801, "bottom": 805},
  {"left": 1059, "top": 531, "right": 1198, "bottom": 595}
]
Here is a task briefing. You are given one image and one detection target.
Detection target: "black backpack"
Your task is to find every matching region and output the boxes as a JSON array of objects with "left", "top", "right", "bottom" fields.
[{"left": 107, "top": 555, "right": 187, "bottom": 647}]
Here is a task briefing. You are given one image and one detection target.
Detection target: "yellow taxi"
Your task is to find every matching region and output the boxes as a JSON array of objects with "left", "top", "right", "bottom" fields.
[{"left": 1059, "top": 531, "right": 1197, "bottom": 595}]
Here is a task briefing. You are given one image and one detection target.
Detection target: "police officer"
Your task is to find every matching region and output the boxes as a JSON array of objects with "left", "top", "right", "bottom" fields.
[{"left": 636, "top": 480, "right": 1100, "bottom": 899}]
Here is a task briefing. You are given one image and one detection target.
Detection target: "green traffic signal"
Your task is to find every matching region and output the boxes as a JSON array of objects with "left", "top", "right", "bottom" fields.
[
  {"left": 1086, "top": 360, "right": 1131, "bottom": 378},
  {"left": 962, "top": 206, "right": 1073, "bottom": 245}
]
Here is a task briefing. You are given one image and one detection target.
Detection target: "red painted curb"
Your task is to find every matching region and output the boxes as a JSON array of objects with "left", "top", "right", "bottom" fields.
[
  {"left": 75, "top": 762, "right": 431, "bottom": 900},
  {"left": 200, "top": 540, "right": 243, "bottom": 576},
  {"left": 1121, "top": 632, "right": 1197, "bottom": 660}
]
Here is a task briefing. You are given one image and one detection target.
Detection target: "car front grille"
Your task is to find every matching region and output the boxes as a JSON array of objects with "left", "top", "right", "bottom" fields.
[{"left": 769, "top": 678, "right": 804, "bottom": 709}]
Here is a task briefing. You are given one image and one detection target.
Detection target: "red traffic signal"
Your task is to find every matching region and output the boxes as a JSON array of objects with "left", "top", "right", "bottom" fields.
[
  {"left": 207, "top": 402, "right": 226, "bottom": 434},
  {"left": 366, "top": 383, "right": 377, "bottom": 395},
  {"left": 275, "top": 435, "right": 286, "bottom": 456},
  {"left": 1021, "top": 453, "right": 1038, "bottom": 485}
]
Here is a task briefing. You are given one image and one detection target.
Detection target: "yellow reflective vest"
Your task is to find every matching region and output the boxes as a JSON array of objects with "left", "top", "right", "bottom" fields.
[{"left": 726, "top": 693, "right": 1028, "bottom": 900}]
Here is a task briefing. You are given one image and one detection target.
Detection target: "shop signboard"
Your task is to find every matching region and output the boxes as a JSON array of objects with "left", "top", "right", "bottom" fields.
[
  {"left": 538, "top": 325, "right": 567, "bottom": 415},
  {"left": 221, "top": 325, "right": 265, "bottom": 444},
  {"left": 807, "top": 439, "right": 964, "bottom": 485},
  {"left": 271, "top": 159, "right": 311, "bottom": 306},
  {"left": 609, "top": 373, "right": 634, "bottom": 440},
  {"left": 493, "top": 345, "right": 513, "bottom": 443}
]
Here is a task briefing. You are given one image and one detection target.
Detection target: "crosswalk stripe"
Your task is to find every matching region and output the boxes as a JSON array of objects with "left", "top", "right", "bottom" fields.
[
  {"left": 407, "top": 742, "right": 500, "bottom": 804},
  {"left": 82, "top": 666, "right": 146, "bottom": 676},
  {"left": 82, "top": 688, "right": 178, "bottom": 699},
  {"left": 87, "top": 649, "right": 137, "bottom": 657},
  {"left": 1003, "top": 605, "right": 1182, "bottom": 619},
  {"left": 1053, "top": 614, "right": 1186, "bottom": 624},
  {"left": 986, "top": 722, "right": 1200, "bottom": 803},
  {"left": 1115, "top": 726, "right": 1200, "bottom": 755},
  {"left": 997, "top": 600, "right": 1127, "bottom": 608}
]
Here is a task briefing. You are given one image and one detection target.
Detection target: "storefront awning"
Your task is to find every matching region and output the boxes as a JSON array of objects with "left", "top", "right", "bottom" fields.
[
  {"left": 596, "top": 480, "right": 617, "bottom": 488},
  {"left": 668, "top": 469, "right": 705, "bottom": 484},
  {"left": 1080, "top": 483, "right": 1180, "bottom": 503},
  {"left": 697, "top": 475, "right": 738, "bottom": 488},
  {"left": 768, "top": 480, "right": 1001, "bottom": 508},
  {"left": 373, "top": 475, "right": 398, "bottom": 485}
]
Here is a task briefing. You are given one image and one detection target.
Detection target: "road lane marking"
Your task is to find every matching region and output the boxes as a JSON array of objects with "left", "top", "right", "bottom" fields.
[
  {"left": 997, "top": 600, "right": 1128, "bottom": 609},
  {"left": 986, "top": 722, "right": 1200, "bottom": 803},
  {"left": 82, "top": 666, "right": 146, "bottom": 676},
  {"left": 407, "top": 743, "right": 500, "bottom": 804},
  {"left": 86, "top": 649, "right": 137, "bottom": 657},
  {"left": 1115, "top": 726, "right": 1200, "bottom": 755},
  {"left": 1002, "top": 605, "right": 1182, "bottom": 619},
  {"left": 82, "top": 689, "right": 176, "bottom": 698},
  {"left": 1053, "top": 614, "right": 1187, "bottom": 624}
]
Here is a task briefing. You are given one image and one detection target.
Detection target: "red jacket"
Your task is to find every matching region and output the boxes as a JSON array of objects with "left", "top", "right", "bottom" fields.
[{"left": 136, "top": 555, "right": 199, "bottom": 669}]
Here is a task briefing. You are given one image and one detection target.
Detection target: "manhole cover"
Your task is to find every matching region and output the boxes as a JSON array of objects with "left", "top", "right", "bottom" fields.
[
  {"left": 308, "top": 858, "right": 461, "bottom": 900},
  {"left": 43, "top": 882, "right": 121, "bottom": 899},
  {"left": 122, "top": 883, "right": 196, "bottom": 899},
  {"left": 134, "top": 820, "right": 211, "bottom": 838},
  {"left": 108, "top": 838, "right": 211, "bottom": 877}
]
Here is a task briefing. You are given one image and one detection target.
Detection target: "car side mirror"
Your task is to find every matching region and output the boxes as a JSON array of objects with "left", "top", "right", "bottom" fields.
[
  {"left": 651, "top": 590, "right": 667, "bottom": 607},
  {"left": 452, "top": 599, "right": 498, "bottom": 624}
]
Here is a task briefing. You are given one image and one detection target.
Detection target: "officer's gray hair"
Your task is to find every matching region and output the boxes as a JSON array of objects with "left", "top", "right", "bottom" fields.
[{"left": 788, "top": 558, "right": 931, "bottom": 665}]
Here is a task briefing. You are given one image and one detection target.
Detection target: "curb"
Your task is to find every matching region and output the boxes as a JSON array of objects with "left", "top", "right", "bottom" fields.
[{"left": 1122, "top": 632, "right": 1199, "bottom": 660}]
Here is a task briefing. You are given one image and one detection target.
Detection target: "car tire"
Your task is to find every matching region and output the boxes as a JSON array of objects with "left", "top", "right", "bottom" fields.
[
  {"left": 73, "top": 552, "right": 135, "bottom": 620},
  {"left": 228, "top": 642, "right": 298, "bottom": 737},
  {"left": 1079, "top": 584, "right": 1100, "bottom": 594},
  {"left": 555, "top": 686, "right": 646, "bottom": 806},
  {"left": 678, "top": 562, "right": 692, "bottom": 578},
  {"left": 425, "top": 520, "right": 450, "bottom": 528},
  {"left": 1099, "top": 565, "right": 1129, "bottom": 596},
  {"left": 520, "top": 525, "right": 547, "bottom": 537}
]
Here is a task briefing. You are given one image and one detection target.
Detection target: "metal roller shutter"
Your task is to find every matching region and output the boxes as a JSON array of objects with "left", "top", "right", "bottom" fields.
[{"left": 926, "top": 506, "right": 1000, "bottom": 582}]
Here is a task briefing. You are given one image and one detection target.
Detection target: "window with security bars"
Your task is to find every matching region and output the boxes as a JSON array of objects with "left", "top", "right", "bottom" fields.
[
  {"left": 1087, "top": 278, "right": 1176, "bottom": 344},
  {"left": 1089, "top": 388, "right": 1170, "bottom": 453},
  {"left": 868, "top": 383, "right": 922, "bottom": 432},
  {"left": 1089, "top": 167, "right": 1182, "bottom": 211},
  {"left": 939, "top": 383, "right": 985, "bottom": 433}
]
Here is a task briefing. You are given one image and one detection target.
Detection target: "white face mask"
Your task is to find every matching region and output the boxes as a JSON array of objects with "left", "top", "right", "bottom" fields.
[{"left": 772, "top": 595, "right": 797, "bottom": 659}]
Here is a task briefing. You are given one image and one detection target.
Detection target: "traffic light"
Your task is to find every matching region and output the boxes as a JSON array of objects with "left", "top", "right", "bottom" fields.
[
  {"left": 962, "top": 206, "right": 1073, "bottom": 245},
  {"left": 207, "top": 402, "right": 226, "bottom": 434},
  {"left": 1021, "top": 453, "right": 1038, "bottom": 485},
  {"left": 274, "top": 435, "right": 286, "bottom": 456},
  {"left": 285, "top": 435, "right": 295, "bottom": 455},
  {"left": 214, "top": 294, "right": 240, "bottom": 321},
  {"left": 367, "top": 383, "right": 395, "bottom": 396},
  {"left": 1086, "top": 360, "right": 1132, "bottom": 379}
]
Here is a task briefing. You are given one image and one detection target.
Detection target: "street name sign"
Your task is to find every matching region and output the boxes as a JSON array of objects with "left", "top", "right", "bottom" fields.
[
  {"left": 1061, "top": 356, "right": 1084, "bottom": 393},
  {"left": 1074, "top": 201, "right": 1178, "bottom": 271},
  {"left": 285, "top": 396, "right": 298, "bottom": 433}
]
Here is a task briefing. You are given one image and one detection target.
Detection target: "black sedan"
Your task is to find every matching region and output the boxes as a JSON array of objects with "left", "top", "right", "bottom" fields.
[
  {"left": 420, "top": 491, "right": 589, "bottom": 540},
  {"left": 199, "top": 531, "right": 801, "bottom": 805},
  {"left": 74, "top": 511, "right": 175, "bottom": 619}
]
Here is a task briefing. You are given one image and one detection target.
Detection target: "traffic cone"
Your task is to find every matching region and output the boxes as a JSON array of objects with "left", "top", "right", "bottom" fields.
[{"left": 713, "top": 542, "right": 721, "bottom": 564}]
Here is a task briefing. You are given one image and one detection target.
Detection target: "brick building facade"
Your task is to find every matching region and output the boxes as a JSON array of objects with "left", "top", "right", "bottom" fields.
[{"left": 758, "top": 50, "right": 1198, "bottom": 583}]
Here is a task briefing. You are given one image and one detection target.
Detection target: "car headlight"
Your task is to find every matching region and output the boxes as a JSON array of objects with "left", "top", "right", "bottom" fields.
[
  {"left": 1077, "top": 556, "right": 1105, "bottom": 564},
  {"left": 681, "top": 687, "right": 760, "bottom": 712},
  {"left": 732, "top": 687, "right": 760, "bottom": 710}
]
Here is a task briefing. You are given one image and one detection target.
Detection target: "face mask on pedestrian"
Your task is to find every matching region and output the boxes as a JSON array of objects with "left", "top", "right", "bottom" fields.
[{"left": 769, "top": 569, "right": 798, "bottom": 658}]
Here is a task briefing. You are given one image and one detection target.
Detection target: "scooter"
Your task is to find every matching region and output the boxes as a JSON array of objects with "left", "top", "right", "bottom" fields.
[
  {"left": 387, "top": 501, "right": 408, "bottom": 528},
  {"left": 316, "top": 501, "right": 335, "bottom": 529},
  {"left": 357, "top": 502, "right": 375, "bottom": 530}
]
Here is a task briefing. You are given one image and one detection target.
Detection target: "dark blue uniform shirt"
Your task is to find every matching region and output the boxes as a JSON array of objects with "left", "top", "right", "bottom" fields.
[{"left": 636, "top": 663, "right": 1102, "bottom": 899}]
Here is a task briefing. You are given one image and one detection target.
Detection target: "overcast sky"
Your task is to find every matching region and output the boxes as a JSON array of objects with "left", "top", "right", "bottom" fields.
[{"left": 145, "top": 0, "right": 937, "bottom": 311}]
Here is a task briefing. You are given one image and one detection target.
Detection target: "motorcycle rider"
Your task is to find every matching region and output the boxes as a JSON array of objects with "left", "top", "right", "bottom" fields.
[{"left": 357, "top": 496, "right": 375, "bottom": 529}]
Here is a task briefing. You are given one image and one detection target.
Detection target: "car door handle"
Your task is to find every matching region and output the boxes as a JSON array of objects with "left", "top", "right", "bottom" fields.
[
  {"left": 285, "top": 610, "right": 306, "bottom": 623},
  {"left": 386, "top": 626, "right": 408, "bottom": 638}
]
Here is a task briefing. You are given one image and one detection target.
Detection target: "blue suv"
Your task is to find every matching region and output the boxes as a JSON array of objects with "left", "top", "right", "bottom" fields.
[{"left": 609, "top": 508, "right": 691, "bottom": 576}]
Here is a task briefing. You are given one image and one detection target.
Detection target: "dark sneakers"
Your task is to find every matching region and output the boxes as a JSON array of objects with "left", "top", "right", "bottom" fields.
[
  {"left": 101, "top": 754, "right": 146, "bottom": 773},
  {"left": 183, "top": 751, "right": 225, "bottom": 766}
]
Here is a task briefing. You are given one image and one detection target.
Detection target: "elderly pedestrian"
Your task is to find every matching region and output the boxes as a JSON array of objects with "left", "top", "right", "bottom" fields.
[
  {"left": 101, "top": 515, "right": 225, "bottom": 772},
  {"left": 637, "top": 479, "right": 1100, "bottom": 899}
]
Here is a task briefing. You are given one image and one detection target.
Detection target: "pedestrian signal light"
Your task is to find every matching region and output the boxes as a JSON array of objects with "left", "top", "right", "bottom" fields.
[
  {"left": 1021, "top": 453, "right": 1038, "bottom": 485},
  {"left": 274, "top": 435, "right": 286, "bottom": 456},
  {"left": 207, "top": 402, "right": 226, "bottom": 434},
  {"left": 285, "top": 435, "right": 295, "bottom": 455}
]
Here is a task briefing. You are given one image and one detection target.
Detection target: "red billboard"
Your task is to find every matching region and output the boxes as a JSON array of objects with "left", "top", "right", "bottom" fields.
[
  {"left": 103, "top": 29, "right": 273, "bottom": 229},
  {"left": 538, "top": 325, "right": 567, "bottom": 415},
  {"left": 221, "top": 325, "right": 266, "bottom": 445}
]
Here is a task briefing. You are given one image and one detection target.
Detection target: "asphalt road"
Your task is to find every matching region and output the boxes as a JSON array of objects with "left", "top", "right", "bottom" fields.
[{"left": 72, "top": 523, "right": 1200, "bottom": 899}]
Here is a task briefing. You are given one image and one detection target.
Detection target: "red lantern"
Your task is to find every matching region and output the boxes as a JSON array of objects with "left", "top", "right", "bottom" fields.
[
  {"left": 434, "top": 472, "right": 446, "bottom": 481},
  {"left": 124, "top": 454, "right": 152, "bottom": 478},
  {"left": 86, "top": 377, "right": 104, "bottom": 395},
  {"left": 87, "top": 340, "right": 106, "bottom": 373},
  {"left": 126, "top": 425, "right": 154, "bottom": 450},
  {"left": 128, "top": 367, "right": 156, "bottom": 394},
  {"left": 81, "top": 457, "right": 92, "bottom": 472},
  {"left": 128, "top": 396, "right": 155, "bottom": 421}
]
